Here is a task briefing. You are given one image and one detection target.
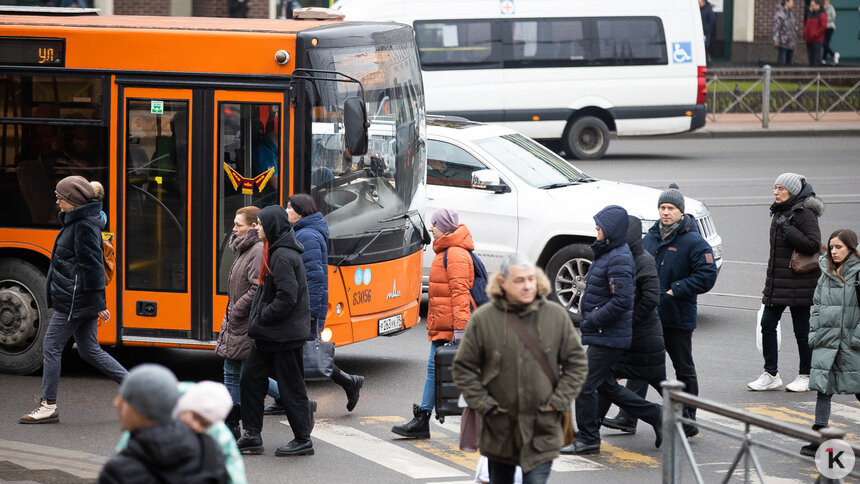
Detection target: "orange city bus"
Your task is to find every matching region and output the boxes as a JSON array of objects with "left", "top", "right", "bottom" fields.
[{"left": 0, "top": 8, "right": 428, "bottom": 374}]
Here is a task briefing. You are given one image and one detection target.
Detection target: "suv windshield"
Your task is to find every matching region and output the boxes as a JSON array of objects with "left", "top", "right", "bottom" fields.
[{"left": 473, "top": 133, "right": 588, "bottom": 188}]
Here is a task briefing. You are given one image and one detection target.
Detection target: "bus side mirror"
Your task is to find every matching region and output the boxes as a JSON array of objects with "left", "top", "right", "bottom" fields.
[{"left": 344, "top": 97, "right": 369, "bottom": 156}]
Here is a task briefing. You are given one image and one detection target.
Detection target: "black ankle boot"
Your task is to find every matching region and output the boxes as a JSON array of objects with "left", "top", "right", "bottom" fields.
[
  {"left": 236, "top": 430, "right": 264, "bottom": 455},
  {"left": 801, "top": 424, "right": 826, "bottom": 456},
  {"left": 226, "top": 404, "right": 241, "bottom": 440},
  {"left": 333, "top": 368, "right": 365, "bottom": 412},
  {"left": 391, "top": 404, "right": 431, "bottom": 439}
]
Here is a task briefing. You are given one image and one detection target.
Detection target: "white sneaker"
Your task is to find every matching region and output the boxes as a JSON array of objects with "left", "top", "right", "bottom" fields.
[
  {"left": 785, "top": 374, "right": 810, "bottom": 392},
  {"left": 18, "top": 397, "right": 59, "bottom": 424},
  {"left": 747, "top": 372, "right": 783, "bottom": 391},
  {"left": 834, "top": 53, "right": 840, "bottom": 64}
]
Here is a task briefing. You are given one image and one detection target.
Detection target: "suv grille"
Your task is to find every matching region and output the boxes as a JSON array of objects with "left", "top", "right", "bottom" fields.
[{"left": 696, "top": 215, "right": 716, "bottom": 240}]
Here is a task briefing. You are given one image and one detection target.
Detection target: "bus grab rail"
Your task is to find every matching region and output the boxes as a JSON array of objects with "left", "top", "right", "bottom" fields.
[{"left": 661, "top": 380, "right": 860, "bottom": 483}]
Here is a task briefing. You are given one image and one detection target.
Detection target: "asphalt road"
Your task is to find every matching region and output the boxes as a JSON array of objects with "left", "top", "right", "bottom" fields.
[{"left": 1, "top": 136, "right": 859, "bottom": 483}]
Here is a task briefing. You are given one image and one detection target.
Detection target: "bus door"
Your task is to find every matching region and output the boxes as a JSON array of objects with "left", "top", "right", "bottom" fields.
[
  {"left": 121, "top": 88, "right": 193, "bottom": 340},
  {"left": 212, "top": 91, "right": 284, "bottom": 333}
]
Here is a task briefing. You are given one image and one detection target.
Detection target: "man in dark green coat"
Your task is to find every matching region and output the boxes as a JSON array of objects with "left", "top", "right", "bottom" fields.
[{"left": 453, "top": 254, "right": 588, "bottom": 483}]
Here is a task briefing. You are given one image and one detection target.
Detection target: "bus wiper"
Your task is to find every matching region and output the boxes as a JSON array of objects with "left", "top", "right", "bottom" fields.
[
  {"left": 380, "top": 210, "right": 431, "bottom": 245},
  {"left": 334, "top": 226, "right": 402, "bottom": 273},
  {"left": 540, "top": 181, "right": 580, "bottom": 189}
]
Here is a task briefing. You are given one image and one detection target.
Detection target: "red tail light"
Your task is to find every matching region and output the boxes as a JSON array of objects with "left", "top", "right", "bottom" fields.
[{"left": 696, "top": 66, "right": 707, "bottom": 105}]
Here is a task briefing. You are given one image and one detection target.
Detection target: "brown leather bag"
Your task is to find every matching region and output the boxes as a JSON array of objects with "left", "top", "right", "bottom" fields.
[
  {"left": 789, "top": 248, "right": 821, "bottom": 273},
  {"left": 507, "top": 314, "right": 575, "bottom": 446}
]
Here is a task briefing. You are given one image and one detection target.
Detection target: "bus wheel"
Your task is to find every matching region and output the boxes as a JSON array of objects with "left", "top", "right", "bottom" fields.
[
  {"left": 545, "top": 244, "right": 592, "bottom": 326},
  {"left": 0, "top": 259, "right": 49, "bottom": 375},
  {"left": 564, "top": 116, "right": 610, "bottom": 160}
]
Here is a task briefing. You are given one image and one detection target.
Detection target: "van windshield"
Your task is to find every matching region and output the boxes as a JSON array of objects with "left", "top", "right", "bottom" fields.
[{"left": 473, "top": 134, "right": 589, "bottom": 188}]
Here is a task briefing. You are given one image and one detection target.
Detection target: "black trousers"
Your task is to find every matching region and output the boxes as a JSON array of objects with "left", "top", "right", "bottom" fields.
[
  {"left": 601, "top": 377, "right": 665, "bottom": 424},
  {"left": 574, "top": 345, "right": 662, "bottom": 446},
  {"left": 663, "top": 327, "right": 698, "bottom": 421},
  {"left": 240, "top": 345, "right": 312, "bottom": 441},
  {"left": 823, "top": 28, "right": 835, "bottom": 60}
]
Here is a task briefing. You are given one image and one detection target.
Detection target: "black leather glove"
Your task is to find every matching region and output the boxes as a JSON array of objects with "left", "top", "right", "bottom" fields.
[{"left": 776, "top": 215, "right": 790, "bottom": 233}]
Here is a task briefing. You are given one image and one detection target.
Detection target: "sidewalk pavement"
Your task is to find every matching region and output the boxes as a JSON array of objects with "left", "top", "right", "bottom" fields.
[{"left": 683, "top": 111, "right": 860, "bottom": 138}]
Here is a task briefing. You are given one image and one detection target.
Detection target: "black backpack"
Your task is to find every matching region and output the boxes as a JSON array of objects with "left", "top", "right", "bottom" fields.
[{"left": 443, "top": 248, "right": 489, "bottom": 310}]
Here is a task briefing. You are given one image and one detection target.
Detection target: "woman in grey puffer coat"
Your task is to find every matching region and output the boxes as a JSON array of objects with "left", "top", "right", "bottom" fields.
[
  {"left": 216, "top": 206, "right": 263, "bottom": 436},
  {"left": 800, "top": 229, "right": 860, "bottom": 456},
  {"left": 773, "top": 0, "right": 799, "bottom": 65}
]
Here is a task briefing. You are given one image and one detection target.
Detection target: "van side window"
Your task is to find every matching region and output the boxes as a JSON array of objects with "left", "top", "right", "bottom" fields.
[
  {"left": 415, "top": 20, "right": 503, "bottom": 70},
  {"left": 510, "top": 19, "right": 590, "bottom": 67},
  {"left": 426, "top": 140, "right": 486, "bottom": 188},
  {"left": 594, "top": 17, "right": 667, "bottom": 65}
]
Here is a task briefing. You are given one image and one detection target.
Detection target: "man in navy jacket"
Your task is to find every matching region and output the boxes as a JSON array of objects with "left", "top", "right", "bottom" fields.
[
  {"left": 642, "top": 184, "right": 718, "bottom": 437},
  {"left": 570, "top": 205, "right": 662, "bottom": 455}
]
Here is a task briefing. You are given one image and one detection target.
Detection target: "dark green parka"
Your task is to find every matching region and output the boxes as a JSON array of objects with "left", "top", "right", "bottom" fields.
[
  {"left": 452, "top": 270, "right": 588, "bottom": 473},
  {"left": 809, "top": 254, "right": 860, "bottom": 395}
]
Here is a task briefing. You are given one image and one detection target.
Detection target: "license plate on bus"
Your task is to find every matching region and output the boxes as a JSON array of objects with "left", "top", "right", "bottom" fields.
[{"left": 378, "top": 314, "right": 403, "bottom": 335}]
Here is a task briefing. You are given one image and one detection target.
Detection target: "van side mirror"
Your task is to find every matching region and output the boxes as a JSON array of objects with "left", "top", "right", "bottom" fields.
[
  {"left": 344, "top": 97, "right": 369, "bottom": 156},
  {"left": 471, "top": 169, "right": 509, "bottom": 194}
]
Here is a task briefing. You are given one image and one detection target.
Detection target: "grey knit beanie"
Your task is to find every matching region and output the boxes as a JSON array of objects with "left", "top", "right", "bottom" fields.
[
  {"left": 55, "top": 176, "right": 94, "bottom": 207},
  {"left": 774, "top": 173, "right": 804, "bottom": 196},
  {"left": 119, "top": 364, "right": 179, "bottom": 425},
  {"left": 657, "top": 183, "right": 685, "bottom": 213}
]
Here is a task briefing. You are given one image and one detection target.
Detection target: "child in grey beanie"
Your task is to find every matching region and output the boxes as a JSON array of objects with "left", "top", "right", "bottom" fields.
[{"left": 119, "top": 364, "right": 180, "bottom": 425}]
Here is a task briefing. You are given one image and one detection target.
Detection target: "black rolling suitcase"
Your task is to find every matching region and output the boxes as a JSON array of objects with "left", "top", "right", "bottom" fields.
[{"left": 434, "top": 341, "right": 462, "bottom": 422}]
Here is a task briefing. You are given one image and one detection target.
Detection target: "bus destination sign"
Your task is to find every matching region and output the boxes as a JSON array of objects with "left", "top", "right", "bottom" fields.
[{"left": 0, "top": 37, "right": 65, "bottom": 67}]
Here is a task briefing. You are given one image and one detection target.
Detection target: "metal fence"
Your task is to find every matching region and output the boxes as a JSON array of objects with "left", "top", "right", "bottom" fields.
[
  {"left": 706, "top": 66, "right": 860, "bottom": 127},
  {"left": 661, "top": 380, "right": 860, "bottom": 483}
]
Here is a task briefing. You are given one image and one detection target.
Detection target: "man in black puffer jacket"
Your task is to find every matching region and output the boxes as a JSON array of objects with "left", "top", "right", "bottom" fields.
[
  {"left": 600, "top": 215, "right": 667, "bottom": 435},
  {"left": 570, "top": 206, "right": 662, "bottom": 456},
  {"left": 237, "top": 205, "right": 314, "bottom": 457}
]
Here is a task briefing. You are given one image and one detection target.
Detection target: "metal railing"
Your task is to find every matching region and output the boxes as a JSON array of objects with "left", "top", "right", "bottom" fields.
[
  {"left": 706, "top": 66, "right": 860, "bottom": 127},
  {"left": 662, "top": 380, "right": 860, "bottom": 483}
]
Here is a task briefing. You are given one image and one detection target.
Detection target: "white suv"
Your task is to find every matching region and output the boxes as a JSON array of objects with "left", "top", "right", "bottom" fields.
[{"left": 423, "top": 116, "right": 721, "bottom": 322}]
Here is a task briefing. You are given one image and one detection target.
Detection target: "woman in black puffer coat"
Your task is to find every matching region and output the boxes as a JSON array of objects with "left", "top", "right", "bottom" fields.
[
  {"left": 19, "top": 176, "right": 128, "bottom": 424},
  {"left": 748, "top": 173, "right": 824, "bottom": 393},
  {"left": 599, "top": 215, "right": 667, "bottom": 434}
]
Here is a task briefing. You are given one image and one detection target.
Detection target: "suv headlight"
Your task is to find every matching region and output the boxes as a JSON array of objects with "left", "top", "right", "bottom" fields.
[
  {"left": 711, "top": 244, "right": 722, "bottom": 260},
  {"left": 641, "top": 219, "right": 657, "bottom": 236}
]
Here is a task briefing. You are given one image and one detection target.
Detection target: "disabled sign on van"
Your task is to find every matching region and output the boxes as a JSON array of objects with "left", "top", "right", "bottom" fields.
[{"left": 672, "top": 42, "right": 693, "bottom": 63}]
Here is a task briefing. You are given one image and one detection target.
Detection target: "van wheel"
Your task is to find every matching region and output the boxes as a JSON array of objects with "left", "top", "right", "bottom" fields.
[
  {"left": 545, "top": 244, "right": 592, "bottom": 325},
  {"left": 0, "top": 259, "right": 50, "bottom": 375},
  {"left": 564, "top": 116, "right": 610, "bottom": 160}
]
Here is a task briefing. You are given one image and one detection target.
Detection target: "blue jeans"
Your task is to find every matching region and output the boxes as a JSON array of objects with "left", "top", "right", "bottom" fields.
[
  {"left": 488, "top": 459, "right": 552, "bottom": 484},
  {"left": 41, "top": 311, "right": 128, "bottom": 401},
  {"left": 420, "top": 340, "right": 447, "bottom": 411},
  {"left": 225, "top": 358, "right": 279, "bottom": 405},
  {"left": 776, "top": 47, "right": 794, "bottom": 65}
]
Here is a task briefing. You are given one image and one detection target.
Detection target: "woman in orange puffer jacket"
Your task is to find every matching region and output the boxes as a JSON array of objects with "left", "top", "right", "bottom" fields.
[{"left": 391, "top": 208, "right": 474, "bottom": 439}]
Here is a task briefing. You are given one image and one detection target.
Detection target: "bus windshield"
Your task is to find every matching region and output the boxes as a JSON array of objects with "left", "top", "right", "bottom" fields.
[{"left": 303, "top": 29, "right": 426, "bottom": 263}]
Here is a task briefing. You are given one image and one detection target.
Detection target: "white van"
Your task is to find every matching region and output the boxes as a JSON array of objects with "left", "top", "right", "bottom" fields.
[
  {"left": 333, "top": 0, "right": 708, "bottom": 160},
  {"left": 421, "top": 116, "right": 721, "bottom": 322}
]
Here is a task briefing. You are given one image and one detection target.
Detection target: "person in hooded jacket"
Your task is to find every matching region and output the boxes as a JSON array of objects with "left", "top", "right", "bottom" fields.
[
  {"left": 799, "top": 229, "right": 860, "bottom": 456},
  {"left": 19, "top": 176, "right": 128, "bottom": 424},
  {"left": 236, "top": 206, "right": 314, "bottom": 457},
  {"left": 572, "top": 206, "right": 663, "bottom": 456},
  {"left": 265, "top": 194, "right": 364, "bottom": 415},
  {"left": 215, "top": 206, "right": 263, "bottom": 438},
  {"left": 598, "top": 215, "right": 667, "bottom": 436},
  {"left": 99, "top": 364, "right": 227, "bottom": 484},
  {"left": 643, "top": 184, "right": 718, "bottom": 438},
  {"left": 804, "top": 0, "right": 827, "bottom": 66},
  {"left": 748, "top": 173, "right": 823, "bottom": 393},
  {"left": 392, "top": 208, "right": 474, "bottom": 439}
]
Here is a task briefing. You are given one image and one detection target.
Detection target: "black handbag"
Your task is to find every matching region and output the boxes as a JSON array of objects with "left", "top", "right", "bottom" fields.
[{"left": 303, "top": 339, "right": 335, "bottom": 381}]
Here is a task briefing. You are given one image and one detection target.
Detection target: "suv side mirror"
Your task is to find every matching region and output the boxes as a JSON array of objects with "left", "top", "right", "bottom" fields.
[
  {"left": 344, "top": 97, "right": 369, "bottom": 156},
  {"left": 471, "top": 169, "right": 509, "bottom": 194}
]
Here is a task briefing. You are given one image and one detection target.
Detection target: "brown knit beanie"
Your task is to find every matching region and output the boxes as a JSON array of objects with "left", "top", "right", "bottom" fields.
[{"left": 55, "top": 176, "right": 95, "bottom": 207}]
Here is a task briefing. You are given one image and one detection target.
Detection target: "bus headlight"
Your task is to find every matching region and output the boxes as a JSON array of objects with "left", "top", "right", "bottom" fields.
[{"left": 321, "top": 328, "right": 333, "bottom": 342}]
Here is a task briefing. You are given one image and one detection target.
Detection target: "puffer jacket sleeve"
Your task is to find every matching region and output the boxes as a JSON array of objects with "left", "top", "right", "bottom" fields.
[
  {"left": 230, "top": 245, "right": 262, "bottom": 322},
  {"left": 446, "top": 247, "right": 474, "bottom": 331},
  {"left": 784, "top": 209, "right": 821, "bottom": 256},
  {"left": 671, "top": 238, "right": 718, "bottom": 299},
  {"left": 75, "top": 221, "right": 107, "bottom": 311},
  {"left": 633, "top": 254, "right": 660, "bottom": 327},
  {"left": 589, "top": 253, "right": 634, "bottom": 329},
  {"left": 547, "top": 305, "right": 588, "bottom": 412},
  {"left": 453, "top": 312, "right": 500, "bottom": 416},
  {"left": 808, "top": 276, "right": 825, "bottom": 348}
]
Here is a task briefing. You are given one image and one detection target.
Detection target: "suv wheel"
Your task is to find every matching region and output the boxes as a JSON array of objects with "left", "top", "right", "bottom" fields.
[{"left": 545, "top": 244, "right": 592, "bottom": 325}]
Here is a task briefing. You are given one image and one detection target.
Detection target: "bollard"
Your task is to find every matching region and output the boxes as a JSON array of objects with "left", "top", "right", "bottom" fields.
[
  {"left": 662, "top": 380, "right": 685, "bottom": 484},
  {"left": 762, "top": 65, "right": 771, "bottom": 128}
]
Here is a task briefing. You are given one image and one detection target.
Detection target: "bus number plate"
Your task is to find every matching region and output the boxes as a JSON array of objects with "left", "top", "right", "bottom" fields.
[{"left": 378, "top": 314, "right": 403, "bottom": 336}]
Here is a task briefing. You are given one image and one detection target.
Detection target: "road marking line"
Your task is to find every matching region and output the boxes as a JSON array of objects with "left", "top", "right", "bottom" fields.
[
  {"left": 412, "top": 439, "right": 480, "bottom": 470},
  {"left": 796, "top": 401, "right": 860, "bottom": 426},
  {"left": 552, "top": 454, "right": 605, "bottom": 471},
  {"left": 292, "top": 419, "right": 468, "bottom": 479},
  {"left": 745, "top": 405, "right": 812, "bottom": 425},
  {"left": 598, "top": 443, "right": 659, "bottom": 468},
  {"left": 0, "top": 439, "right": 107, "bottom": 479}
]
